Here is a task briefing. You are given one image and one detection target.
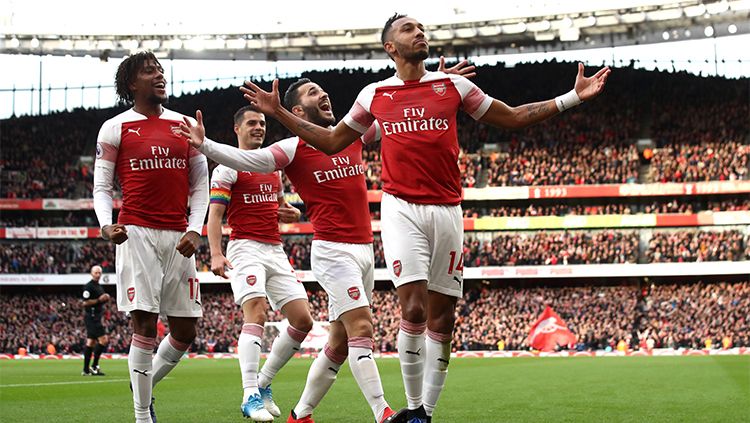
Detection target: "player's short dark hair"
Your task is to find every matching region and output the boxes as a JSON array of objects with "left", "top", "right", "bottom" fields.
[
  {"left": 233, "top": 105, "right": 263, "bottom": 125},
  {"left": 115, "top": 51, "right": 162, "bottom": 103},
  {"left": 381, "top": 13, "right": 407, "bottom": 45},
  {"left": 283, "top": 78, "right": 312, "bottom": 112}
]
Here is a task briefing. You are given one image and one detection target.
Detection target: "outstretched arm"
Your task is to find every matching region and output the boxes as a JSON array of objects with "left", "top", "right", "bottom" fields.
[
  {"left": 240, "top": 79, "right": 362, "bottom": 155},
  {"left": 479, "top": 63, "right": 610, "bottom": 129},
  {"left": 180, "top": 110, "right": 279, "bottom": 173}
]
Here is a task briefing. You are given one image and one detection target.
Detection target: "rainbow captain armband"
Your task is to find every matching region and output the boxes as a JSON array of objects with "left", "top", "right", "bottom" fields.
[
  {"left": 209, "top": 188, "right": 231, "bottom": 205},
  {"left": 555, "top": 89, "right": 582, "bottom": 112}
]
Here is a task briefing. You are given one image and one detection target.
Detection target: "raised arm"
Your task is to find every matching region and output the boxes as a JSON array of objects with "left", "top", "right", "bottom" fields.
[
  {"left": 240, "top": 79, "right": 362, "bottom": 155},
  {"left": 479, "top": 63, "right": 610, "bottom": 129},
  {"left": 180, "top": 110, "right": 282, "bottom": 173}
]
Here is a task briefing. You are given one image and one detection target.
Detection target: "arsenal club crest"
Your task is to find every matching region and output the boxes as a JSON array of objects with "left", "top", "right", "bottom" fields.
[
  {"left": 393, "top": 260, "right": 402, "bottom": 277},
  {"left": 127, "top": 287, "right": 135, "bottom": 302},
  {"left": 246, "top": 275, "right": 257, "bottom": 286},
  {"left": 432, "top": 82, "right": 446, "bottom": 96},
  {"left": 347, "top": 287, "right": 361, "bottom": 300}
]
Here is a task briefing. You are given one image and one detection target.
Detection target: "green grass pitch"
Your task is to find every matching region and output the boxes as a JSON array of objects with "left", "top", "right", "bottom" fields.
[{"left": 1, "top": 356, "right": 748, "bottom": 422}]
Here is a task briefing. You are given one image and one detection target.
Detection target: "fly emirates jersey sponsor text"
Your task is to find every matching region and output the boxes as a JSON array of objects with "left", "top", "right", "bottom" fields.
[
  {"left": 210, "top": 166, "right": 283, "bottom": 244},
  {"left": 342, "top": 71, "right": 492, "bottom": 205},
  {"left": 95, "top": 108, "right": 204, "bottom": 231}
]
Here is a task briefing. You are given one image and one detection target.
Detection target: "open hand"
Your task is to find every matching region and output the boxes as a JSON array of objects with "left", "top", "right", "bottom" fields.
[
  {"left": 574, "top": 63, "right": 611, "bottom": 101},
  {"left": 438, "top": 56, "right": 476, "bottom": 79},
  {"left": 239, "top": 79, "right": 281, "bottom": 116},
  {"left": 179, "top": 110, "right": 206, "bottom": 149}
]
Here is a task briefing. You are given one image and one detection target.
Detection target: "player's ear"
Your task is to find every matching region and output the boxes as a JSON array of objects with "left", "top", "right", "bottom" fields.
[
  {"left": 383, "top": 41, "right": 396, "bottom": 58},
  {"left": 291, "top": 105, "right": 304, "bottom": 117},
  {"left": 233, "top": 124, "right": 240, "bottom": 135}
]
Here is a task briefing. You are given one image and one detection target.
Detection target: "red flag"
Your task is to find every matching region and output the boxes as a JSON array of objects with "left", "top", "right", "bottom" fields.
[{"left": 527, "top": 306, "right": 577, "bottom": 351}]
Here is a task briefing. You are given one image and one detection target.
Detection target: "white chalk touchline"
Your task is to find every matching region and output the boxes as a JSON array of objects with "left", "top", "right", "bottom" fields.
[{"left": 0, "top": 377, "right": 170, "bottom": 388}]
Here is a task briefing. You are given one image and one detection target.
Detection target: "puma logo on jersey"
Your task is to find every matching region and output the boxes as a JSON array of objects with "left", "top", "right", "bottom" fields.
[
  {"left": 453, "top": 276, "right": 462, "bottom": 284},
  {"left": 382, "top": 91, "right": 396, "bottom": 100},
  {"left": 405, "top": 348, "right": 421, "bottom": 356},
  {"left": 132, "top": 369, "right": 148, "bottom": 376},
  {"left": 127, "top": 128, "right": 142, "bottom": 136}
]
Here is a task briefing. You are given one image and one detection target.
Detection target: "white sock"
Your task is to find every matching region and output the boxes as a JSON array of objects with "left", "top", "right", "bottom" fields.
[
  {"left": 239, "top": 323, "right": 264, "bottom": 403},
  {"left": 423, "top": 330, "right": 452, "bottom": 417},
  {"left": 348, "top": 337, "right": 388, "bottom": 422},
  {"left": 293, "top": 344, "right": 345, "bottom": 419},
  {"left": 258, "top": 325, "right": 308, "bottom": 388},
  {"left": 129, "top": 334, "right": 155, "bottom": 423},
  {"left": 152, "top": 334, "right": 190, "bottom": 387},
  {"left": 397, "top": 320, "right": 426, "bottom": 410}
]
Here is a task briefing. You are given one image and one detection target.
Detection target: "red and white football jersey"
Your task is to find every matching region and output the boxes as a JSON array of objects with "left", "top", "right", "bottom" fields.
[
  {"left": 270, "top": 137, "right": 373, "bottom": 244},
  {"left": 210, "top": 165, "right": 282, "bottom": 244},
  {"left": 94, "top": 108, "right": 206, "bottom": 232},
  {"left": 343, "top": 71, "right": 492, "bottom": 205}
]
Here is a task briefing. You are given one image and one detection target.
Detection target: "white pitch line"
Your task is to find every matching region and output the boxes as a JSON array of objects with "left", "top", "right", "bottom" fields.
[{"left": 1, "top": 378, "right": 129, "bottom": 388}]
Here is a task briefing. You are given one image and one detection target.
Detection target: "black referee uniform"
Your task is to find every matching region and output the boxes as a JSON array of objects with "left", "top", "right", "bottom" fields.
[{"left": 82, "top": 279, "right": 107, "bottom": 375}]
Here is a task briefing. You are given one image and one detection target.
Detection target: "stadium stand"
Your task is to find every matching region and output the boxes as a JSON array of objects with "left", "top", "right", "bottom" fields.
[
  {"left": 1, "top": 280, "right": 747, "bottom": 354},
  {"left": 1, "top": 62, "right": 748, "bottom": 357},
  {"left": 2, "top": 63, "right": 747, "bottom": 198}
]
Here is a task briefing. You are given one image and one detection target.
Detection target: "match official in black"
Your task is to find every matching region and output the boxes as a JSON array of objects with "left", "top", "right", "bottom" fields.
[{"left": 82, "top": 265, "right": 109, "bottom": 376}]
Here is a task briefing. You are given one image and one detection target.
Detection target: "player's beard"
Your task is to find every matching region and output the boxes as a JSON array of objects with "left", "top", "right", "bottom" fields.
[
  {"left": 405, "top": 48, "right": 429, "bottom": 61},
  {"left": 148, "top": 92, "right": 168, "bottom": 105},
  {"left": 302, "top": 104, "right": 336, "bottom": 127},
  {"left": 396, "top": 40, "right": 429, "bottom": 61}
]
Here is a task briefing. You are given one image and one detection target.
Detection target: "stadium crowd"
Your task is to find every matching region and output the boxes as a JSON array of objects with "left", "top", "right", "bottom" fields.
[
  {"left": 635, "top": 281, "right": 750, "bottom": 349},
  {"left": 3, "top": 229, "right": 748, "bottom": 273},
  {"left": 650, "top": 141, "right": 749, "bottom": 183},
  {"left": 2, "top": 63, "right": 747, "bottom": 199},
  {"left": 645, "top": 230, "right": 748, "bottom": 263},
  {"left": 2, "top": 280, "right": 747, "bottom": 354},
  {"left": 0, "top": 240, "right": 114, "bottom": 273},
  {"left": 463, "top": 230, "right": 640, "bottom": 266}
]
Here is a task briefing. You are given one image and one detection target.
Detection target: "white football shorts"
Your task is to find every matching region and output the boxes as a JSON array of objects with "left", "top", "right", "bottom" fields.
[
  {"left": 226, "top": 238, "right": 307, "bottom": 311},
  {"left": 311, "top": 240, "right": 374, "bottom": 321},
  {"left": 380, "top": 192, "right": 464, "bottom": 298},
  {"left": 116, "top": 225, "right": 202, "bottom": 317}
]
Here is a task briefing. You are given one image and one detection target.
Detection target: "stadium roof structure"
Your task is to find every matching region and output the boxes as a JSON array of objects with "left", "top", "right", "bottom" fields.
[{"left": 1, "top": 0, "right": 748, "bottom": 60}]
